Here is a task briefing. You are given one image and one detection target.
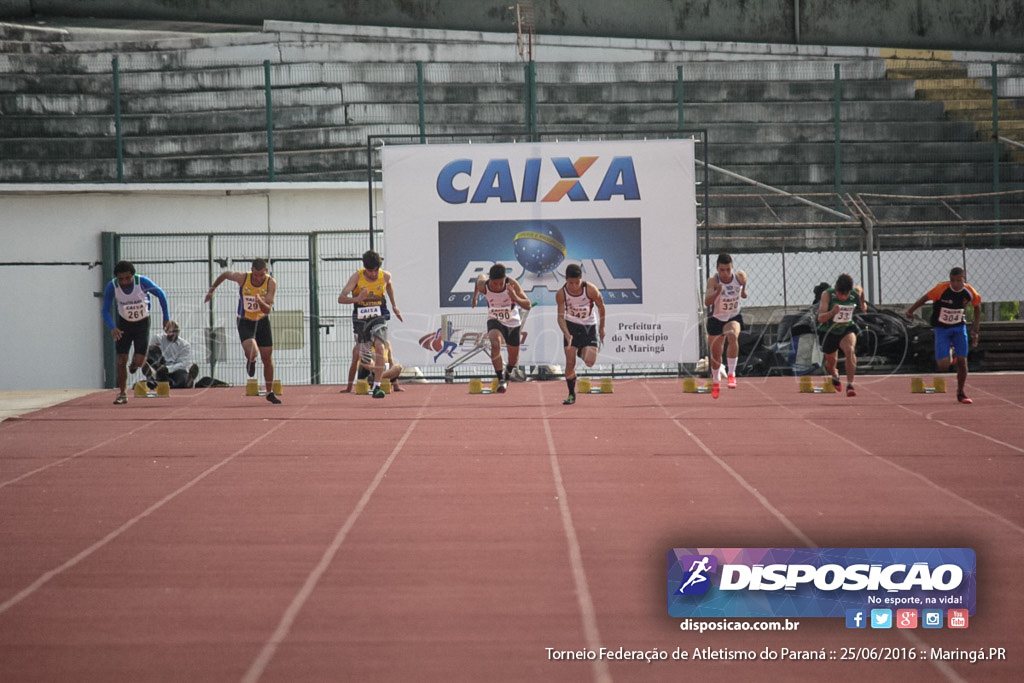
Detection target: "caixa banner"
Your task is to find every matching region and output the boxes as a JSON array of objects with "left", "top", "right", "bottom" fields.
[
  {"left": 381, "top": 140, "right": 700, "bottom": 367},
  {"left": 667, "top": 548, "right": 976, "bottom": 618}
]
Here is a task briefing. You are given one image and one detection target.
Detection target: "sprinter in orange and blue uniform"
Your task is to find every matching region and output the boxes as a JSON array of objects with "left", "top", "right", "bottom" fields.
[{"left": 906, "top": 266, "right": 982, "bottom": 404}]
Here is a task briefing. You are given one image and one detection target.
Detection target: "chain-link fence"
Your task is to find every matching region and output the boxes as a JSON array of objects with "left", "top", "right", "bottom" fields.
[
  {"left": 63, "top": 51, "right": 1023, "bottom": 380},
  {"left": 114, "top": 230, "right": 381, "bottom": 388}
]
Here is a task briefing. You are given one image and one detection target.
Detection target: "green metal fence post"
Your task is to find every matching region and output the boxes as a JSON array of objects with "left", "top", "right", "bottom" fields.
[
  {"left": 417, "top": 61, "right": 426, "bottom": 143},
  {"left": 112, "top": 57, "right": 124, "bottom": 182},
  {"left": 308, "top": 233, "right": 322, "bottom": 385},
  {"left": 992, "top": 62, "right": 1001, "bottom": 247},
  {"left": 676, "top": 65, "right": 684, "bottom": 129},
  {"left": 264, "top": 60, "right": 275, "bottom": 181},
  {"left": 525, "top": 61, "right": 537, "bottom": 136},
  {"left": 207, "top": 234, "right": 217, "bottom": 378},
  {"left": 833, "top": 63, "right": 843, "bottom": 202},
  {"left": 101, "top": 232, "right": 118, "bottom": 387}
]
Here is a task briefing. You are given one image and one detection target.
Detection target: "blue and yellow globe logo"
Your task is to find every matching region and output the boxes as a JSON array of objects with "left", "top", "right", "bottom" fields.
[{"left": 513, "top": 223, "right": 566, "bottom": 275}]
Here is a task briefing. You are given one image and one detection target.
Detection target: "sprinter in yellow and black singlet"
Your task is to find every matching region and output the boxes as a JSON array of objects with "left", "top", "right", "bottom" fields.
[
  {"left": 338, "top": 250, "right": 403, "bottom": 399},
  {"left": 205, "top": 258, "right": 281, "bottom": 404}
]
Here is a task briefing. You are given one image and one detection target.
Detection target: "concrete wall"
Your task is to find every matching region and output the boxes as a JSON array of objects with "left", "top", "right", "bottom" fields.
[
  {"left": 0, "top": 183, "right": 370, "bottom": 390},
  {"left": 0, "top": 1, "right": 29, "bottom": 17},
  {"left": 17, "top": 0, "right": 1024, "bottom": 52}
]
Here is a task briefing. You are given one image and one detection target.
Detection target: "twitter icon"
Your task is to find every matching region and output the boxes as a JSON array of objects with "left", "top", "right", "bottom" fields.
[{"left": 870, "top": 609, "right": 893, "bottom": 629}]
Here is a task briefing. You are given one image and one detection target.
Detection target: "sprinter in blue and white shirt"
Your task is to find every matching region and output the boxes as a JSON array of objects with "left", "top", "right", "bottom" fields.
[{"left": 101, "top": 260, "right": 172, "bottom": 405}]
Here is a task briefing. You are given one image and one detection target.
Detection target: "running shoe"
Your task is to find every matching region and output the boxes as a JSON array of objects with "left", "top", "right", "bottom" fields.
[
  {"left": 727, "top": 374, "right": 737, "bottom": 389},
  {"left": 246, "top": 359, "right": 256, "bottom": 377},
  {"left": 186, "top": 364, "right": 199, "bottom": 388},
  {"left": 711, "top": 381, "right": 720, "bottom": 399},
  {"left": 372, "top": 387, "right": 386, "bottom": 399},
  {"left": 113, "top": 393, "right": 127, "bottom": 405},
  {"left": 957, "top": 393, "right": 973, "bottom": 404},
  {"left": 846, "top": 386, "right": 856, "bottom": 397},
  {"left": 563, "top": 394, "right": 576, "bottom": 405},
  {"left": 497, "top": 380, "right": 508, "bottom": 394},
  {"left": 831, "top": 374, "right": 842, "bottom": 392},
  {"left": 266, "top": 392, "right": 282, "bottom": 405}
]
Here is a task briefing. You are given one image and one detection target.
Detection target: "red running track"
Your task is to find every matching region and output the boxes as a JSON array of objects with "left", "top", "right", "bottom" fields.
[{"left": 0, "top": 374, "right": 1021, "bottom": 682}]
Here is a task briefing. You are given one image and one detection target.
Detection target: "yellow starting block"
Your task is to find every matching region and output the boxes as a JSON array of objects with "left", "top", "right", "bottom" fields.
[
  {"left": 355, "top": 379, "right": 370, "bottom": 395},
  {"left": 798, "top": 376, "right": 837, "bottom": 394},
  {"left": 468, "top": 377, "right": 511, "bottom": 395},
  {"left": 683, "top": 377, "right": 713, "bottom": 394},
  {"left": 911, "top": 376, "right": 946, "bottom": 394},
  {"left": 246, "top": 379, "right": 282, "bottom": 396},
  {"left": 133, "top": 381, "right": 170, "bottom": 398},
  {"left": 381, "top": 378, "right": 392, "bottom": 394},
  {"left": 575, "top": 377, "right": 612, "bottom": 394}
]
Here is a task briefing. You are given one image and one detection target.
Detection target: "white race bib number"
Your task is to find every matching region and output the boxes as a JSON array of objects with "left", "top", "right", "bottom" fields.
[
  {"left": 358, "top": 305, "right": 382, "bottom": 320},
  {"left": 567, "top": 305, "right": 590, "bottom": 319},
  {"left": 938, "top": 307, "right": 964, "bottom": 325},
  {"left": 719, "top": 297, "right": 739, "bottom": 313},
  {"left": 489, "top": 308, "right": 512, "bottom": 322},
  {"left": 120, "top": 302, "right": 148, "bottom": 321},
  {"left": 243, "top": 295, "right": 261, "bottom": 313},
  {"left": 833, "top": 305, "right": 855, "bottom": 324}
]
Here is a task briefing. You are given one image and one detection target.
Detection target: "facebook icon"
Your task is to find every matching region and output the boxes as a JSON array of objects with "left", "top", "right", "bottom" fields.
[{"left": 845, "top": 609, "right": 867, "bottom": 629}]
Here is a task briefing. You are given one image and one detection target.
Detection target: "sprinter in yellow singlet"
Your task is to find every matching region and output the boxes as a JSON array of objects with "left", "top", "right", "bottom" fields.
[
  {"left": 338, "top": 250, "right": 403, "bottom": 398},
  {"left": 204, "top": 258, "right": 281, "bottom": 404}
]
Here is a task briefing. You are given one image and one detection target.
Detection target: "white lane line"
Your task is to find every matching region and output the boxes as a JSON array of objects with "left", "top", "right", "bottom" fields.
[
  {"left": 642, "top": 383, "right": 815, "bottom": 547},
  {"left": 539, "top": 384, "right": 612, "bottom": 683},
  {"left": 0, "top": 402, "right": 200, "bottom": 491},
  {"left": 756, "top": 382, "right": 1024, "bottom": 536},
  {"left": 242, "top": 388, "right": 432, "bottom": 683},
  {"left": 647, "top": 381, "right": 966, "bottom": 683},
  {"left": 0, "top": 416, "right": 292, "bottom": 616}
]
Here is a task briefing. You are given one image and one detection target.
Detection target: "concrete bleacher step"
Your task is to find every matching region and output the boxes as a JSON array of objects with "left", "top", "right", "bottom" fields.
[
  {"left": 1, "top": 20, "right": 1022, "bottom": 196},
  {"left": 882, "top": 51, "right": 1024, "bottom": 157},
  {"left": 976, "top": 322, "right": 1024, "bottom": 372}
]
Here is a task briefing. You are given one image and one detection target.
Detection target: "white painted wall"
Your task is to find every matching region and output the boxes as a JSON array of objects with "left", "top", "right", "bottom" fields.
[
  {"left": 0, "top": 183, "right": 373, "bottom": 390},
  {"left": 3, "top": 182, "right": 1019, "bottom": 390}
]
